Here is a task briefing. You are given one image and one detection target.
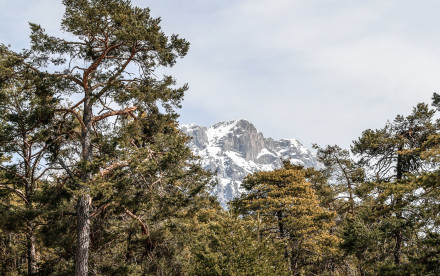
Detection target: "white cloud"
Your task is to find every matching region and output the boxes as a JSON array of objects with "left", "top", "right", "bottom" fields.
[{"left": 2, "top": 0, "right": 440, "bottom": 148}]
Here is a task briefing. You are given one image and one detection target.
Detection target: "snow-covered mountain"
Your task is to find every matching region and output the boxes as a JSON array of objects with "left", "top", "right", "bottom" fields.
[{"left": 181, "top": 119, "right": 318, "bottom": 207}]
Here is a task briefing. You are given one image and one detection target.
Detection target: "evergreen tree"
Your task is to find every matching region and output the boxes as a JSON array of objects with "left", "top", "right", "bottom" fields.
[
  {"left": 182, "top": 208, "right": 288, "bottom": 275},
  {"left": 314, "top": 144, "right": 365, "bottom": 215},
  {"left": 351, "top": 102, "right": 438, "bottom": 268},
  {"left": 0, "top": 45, "right": 58, "bottom": 274},
  {"left": 83, "top": 114, "right": 214, "bottom": 275},
  {"left": 312, "top": 145, "right": 367, "bottom": 273},
  {"left": 1, "top": 0, "right": 206, "bottom": 274},
  {"left": 234, "top": 162, "right": 340, "bottom": 275}
]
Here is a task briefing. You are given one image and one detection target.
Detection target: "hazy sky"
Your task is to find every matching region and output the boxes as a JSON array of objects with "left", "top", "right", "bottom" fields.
[{"left": 1, "top": 0, "right": 440, "bottom": 148}]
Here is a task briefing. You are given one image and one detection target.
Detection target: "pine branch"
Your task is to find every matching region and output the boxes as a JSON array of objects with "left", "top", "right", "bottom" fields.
[
  {"left": 55, "top": 108, "right": 86, "bottom": 131},
  {"left": 0, "top": 184, "right": 30, "bottom": 205},
  {"left": 97, "top": 161, "right": 129, "bottom": 178},
  {"left": 92, "top": 106, "right": 137, "bottom": 122},
  {"left": 124, "top": 208, "right": 149, "bottom": 237}
]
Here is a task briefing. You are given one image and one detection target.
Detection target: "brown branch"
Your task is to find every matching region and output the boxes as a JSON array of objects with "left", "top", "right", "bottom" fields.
[
  {"left": 30, "top": 144, "right": 48, "bottom": 158},
  {"left": 21, "top": 62, "right": 42, "bottom": 75},
  {"left": 54, "top": 74, "right": 84, "bottom": 87},
  {"left": 68, "top": 65, "right": 87, "bottom": 75},
  {"left": 0, "top": 184, "right": 29, "bottom": 205},
  {"left": 55, "top": 108, "right": 86, "bottom": 131},
  {"left": 91, "top": 47, "right": 137, "bottom": 103},
  {"left": 70, "top": 99, "right": 85, "bottom": 110},
  {"left": 90, "top": 81, "right": 108, "bottom": 91},
  {"left": 90, "top": 203, "right": 111, "bottom": 218},
  {"left": 98, "top": 98, "right": 115, "bottom": 111},
  {"left": 128, "top": 111, "right": 138, "bottom": 121},
  {"left": 34, "top": 166, "right": 60, "bottom": 182},
  {"left": 92, "top": 106, "right": 137, "bottom": 122},
  {"left": 83, "top": 43, "right": 123, "bottom": 90},
  {"left": 97, "top": 161, "right": 130, "bottom": 178},
  {"left": 125, "top": 209, "right": 149, "bottom": 237}
]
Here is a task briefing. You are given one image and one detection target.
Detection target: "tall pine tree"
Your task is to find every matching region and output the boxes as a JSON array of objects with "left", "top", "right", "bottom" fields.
[{"left": 2, "top": 0, "right": 201, "bottom": 274}]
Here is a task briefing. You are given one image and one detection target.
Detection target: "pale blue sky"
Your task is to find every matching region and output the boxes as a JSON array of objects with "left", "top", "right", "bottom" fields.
[{"left": 1, "top": 0, "right": 440, "bottom": 148}]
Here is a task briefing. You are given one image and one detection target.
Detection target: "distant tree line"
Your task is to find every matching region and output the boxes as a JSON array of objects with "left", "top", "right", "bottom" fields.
[{"left": 1, "top": 0, "right": 440, "bottom": 275}]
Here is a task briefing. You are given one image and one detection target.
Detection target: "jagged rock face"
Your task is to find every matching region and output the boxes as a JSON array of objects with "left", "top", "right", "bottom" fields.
[{"left": 181, "top": 119, "right": 318, "bottom": 207}]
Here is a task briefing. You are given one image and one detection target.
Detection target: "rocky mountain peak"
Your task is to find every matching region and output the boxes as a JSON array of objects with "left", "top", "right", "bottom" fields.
[
  {"left": 181, "top": 120, "right": 318, "bottom": 207},
  {"left": 207, "top": 119, "right": 265, "bottom": 161}
]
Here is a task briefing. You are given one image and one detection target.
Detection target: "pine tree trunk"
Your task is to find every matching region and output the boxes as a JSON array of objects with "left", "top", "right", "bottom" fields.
[
  {"left": 24, "top": 152, "right": 37, "bottom": 275},
  {"left": 277, "top": 211, "right": 284, "bottom": 238},
  {"left": 394, "top": 150, "right": 403, "bottom": 266},
  {"left": 75, "top": 96, "right": 93, "bottom": 276},
  {"left": 394, "top": 229, "right": 402, "bottom": 265},
  {"left": 75, "top": 194, "right": 91, "bottom": 276},
  {"left": 27, "top": 224, "right": 37, "bottom": 275}
]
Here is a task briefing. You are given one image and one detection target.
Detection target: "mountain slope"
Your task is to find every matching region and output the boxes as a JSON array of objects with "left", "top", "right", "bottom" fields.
[{"left": 181, "top": 119, "right": 318, "bottom": 207}]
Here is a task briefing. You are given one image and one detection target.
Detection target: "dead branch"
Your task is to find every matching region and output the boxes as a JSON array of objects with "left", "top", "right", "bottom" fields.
[
  {"left": 90, "top": 203, "right": 111, "bottom": 218},
  {"left": 0, "top": 184, "right": 30, "bottom": 205},
  {"left": 125, "top": 208, "right": 149, "bottom": 237},
  {"left": 97, "top": 161, "right": 130, "bottom": 178},
  {"left": 92, "top": 106, "right": 137, "bottom": 122}
]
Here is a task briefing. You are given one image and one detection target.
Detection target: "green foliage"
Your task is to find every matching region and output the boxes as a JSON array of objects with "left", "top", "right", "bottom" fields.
[
  {"left": 234, "top": 163, "right": 340, "bottom": 275},
  {"left": 353, "top": 102, "right": 436, "bottom": 182},
  {"left": 0, "top": 48, "right": 60, "bottom": 274},
  {"left": 182, "top": 209, "right": 288, "bottom": 276},
  {"left": 4, "top": 0, "right": 440, "bottom": 275},
  {"left": 1, "top": 0, "right": 206, "bottom": 274}
]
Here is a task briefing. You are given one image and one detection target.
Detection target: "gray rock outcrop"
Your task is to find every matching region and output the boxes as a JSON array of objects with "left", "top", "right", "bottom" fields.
[{"left": 181, "top": 119, "right": 318, "bottom": 207}]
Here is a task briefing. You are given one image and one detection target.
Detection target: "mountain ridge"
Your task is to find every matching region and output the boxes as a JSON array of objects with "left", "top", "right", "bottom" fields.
[{"left": 181, "top": 119, "right": 318, "bottom": 206}]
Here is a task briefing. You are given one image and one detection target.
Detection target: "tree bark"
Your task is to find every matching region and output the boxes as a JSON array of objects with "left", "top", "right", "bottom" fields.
[
  {"left": 394, "top": 149, "right": 403, "bottom": 266},
  {"left": 394, "top": 229, "right": 402, "bottom": 265},
  {"left": 75, "top": 95, "right": 93, "bottom": 276},
  {"left": 24, "top": 145, "right": 37, "bottom": 275},
  {"left": 75, "top": 194, "right": 91, "bottom": 276},
  {"left": 27, "top": 224, "right": 37, "bottom": 275}
]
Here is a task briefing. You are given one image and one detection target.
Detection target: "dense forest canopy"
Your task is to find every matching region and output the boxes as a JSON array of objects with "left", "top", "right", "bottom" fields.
[{"left": 1, "top": 0, "right": 440, "bottom": 275}]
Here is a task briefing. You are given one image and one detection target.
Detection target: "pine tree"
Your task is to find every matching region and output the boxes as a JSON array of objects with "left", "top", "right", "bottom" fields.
[
  {"left": 314, "top": 144, "right": 365, "bottom": 215},
  {"left": 2, "top": 0, "right": 198, "bottom": 274},
  {"left": 0, "top": 45, "right": 58, "bottom": 274},
  {"left": 83, "top": 113, "right": 214, "bottom": 275},
  {"left": 182, "top": 209, "right": 289, "bottom": 275},
  {"left": 352, "top": 102, "right": 438, "bottom": 268},
  {"left": 233, "top": 162, "right": 340, "bottom": 275}
]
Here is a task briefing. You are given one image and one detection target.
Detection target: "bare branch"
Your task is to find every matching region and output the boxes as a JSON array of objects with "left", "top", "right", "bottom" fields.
[
  {"left": 90, "top": 203, "right": 111, "bottom": 218},
  {"left": 124, "top": 208, "right": 149, "bottom": 237},
  {"left": 0, "top": 184, "right": 30, "bottom": 205},
  {"left": 70, "top": 99, "right": 85, "bottom": 110},
  {"left": 55, "top": 108, "right": 86, "bottom": 131},
  {"left": 97, "top": 161, "right": 130, "bottom": 178},
  {"left": 92, "top": 106, "right": 137, "bottom": 122},
  {"left": 53, "top": 74, "right": 84, "bottom": 87},
  {"left": 98, "top": 97, "right": 115, "bottom": 113},
  {"left": 58, "top": 158, "right": 79, "bottom": 187}
]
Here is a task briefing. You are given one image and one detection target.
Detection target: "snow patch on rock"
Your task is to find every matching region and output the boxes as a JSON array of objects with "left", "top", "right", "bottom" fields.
[{"left": 182, "top": 119, "right": 318, "bottom": 207}]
